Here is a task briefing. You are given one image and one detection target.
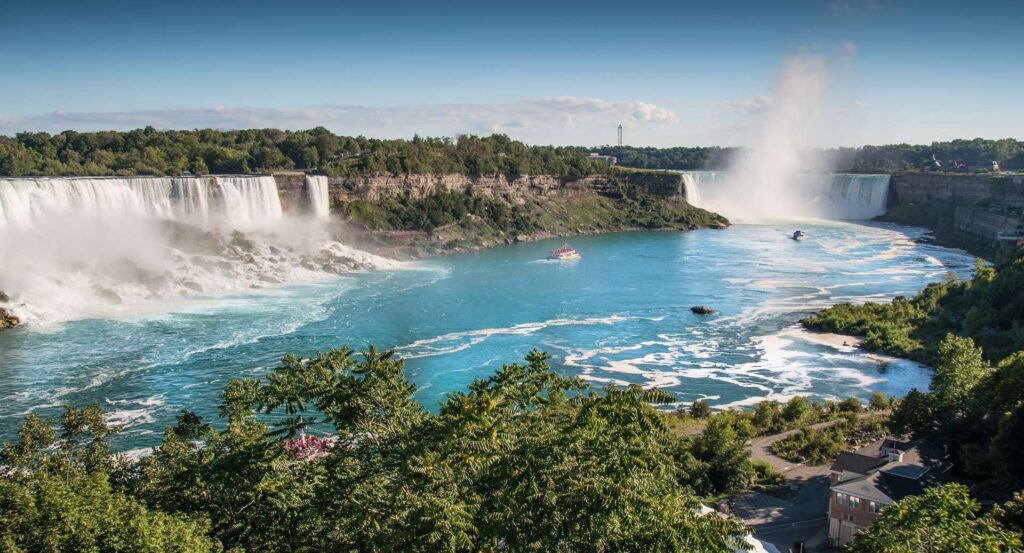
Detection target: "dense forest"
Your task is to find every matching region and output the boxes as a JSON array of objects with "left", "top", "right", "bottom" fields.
[
  {"left": 3, "top": 348, "right": 1021, "bottom": 550},
  {"left": 0, "top": 349, "right": 766, "bottom": 552},
  {"left": 0, "top": 128, "right": 611, "bottom": 178},
  {"left": 589, "top": 138, "right": 1024, "bottom": 173}
]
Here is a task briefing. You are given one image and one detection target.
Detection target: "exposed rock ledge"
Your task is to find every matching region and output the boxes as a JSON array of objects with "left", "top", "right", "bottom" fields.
[{"left": 0, "top": 292, "right": 19, "bottom": 330}]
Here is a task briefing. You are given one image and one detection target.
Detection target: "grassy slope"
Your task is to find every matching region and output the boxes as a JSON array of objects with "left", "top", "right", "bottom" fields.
[{"left": 343, "top": 186, "right": 727, "bottom": 258}]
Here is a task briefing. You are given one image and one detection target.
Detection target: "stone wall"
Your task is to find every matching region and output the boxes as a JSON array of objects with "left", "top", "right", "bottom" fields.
[{"left": 889, "top": 172, "right": 1024, "bottom": 206}]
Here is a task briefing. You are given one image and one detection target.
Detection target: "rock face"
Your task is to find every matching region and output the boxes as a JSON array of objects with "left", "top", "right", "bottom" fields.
[
  {"left": 0, "top": 291, "right": 17, "bottom": 329},
  {"left": 889, "top": 172, "right": 1024, "bottom": 206},
  {"left": 273, "top": 171, "right": 690, "bottom": 210},
  {"left": 0, "top": 307, "right": 19, "bottom": 329}
]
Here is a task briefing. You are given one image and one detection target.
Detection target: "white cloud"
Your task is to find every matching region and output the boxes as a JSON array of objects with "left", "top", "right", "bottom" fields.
[{"left": 0, "top": 97, "right": 676, "bottom": 146}]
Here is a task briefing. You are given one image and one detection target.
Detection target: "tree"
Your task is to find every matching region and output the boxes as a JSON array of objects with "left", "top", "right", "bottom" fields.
[
  {"left": 931, "top": 334, "right": 991, "bottom": 421},
  {"left": 0, "top": 409, "right": 218, "bottom": 552},
  {"left": 689, "top": 399, "right": 712, "bottom": 419},
  {"left": 692, "top": 412, "right": 756, "bottom": 494},
  {"left": 889, "top": 388, "right": 936, "bottom": 437},
  {"left": 845, "top": 484, "right": 1021, "bottom": 552},
  {"left": 869, "top": 391, "right": 891, "bottom": 411},
  {"left": 783, "top": 396, "right": 809, "bottom": 422}
]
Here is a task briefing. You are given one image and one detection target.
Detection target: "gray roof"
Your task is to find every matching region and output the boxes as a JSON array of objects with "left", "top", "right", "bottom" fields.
[
  {"left": 830, "top": 451, "right": 888, "bottom": 475},
  {"left": 831, "top": 439, "right": 963, "bottom": 504}
]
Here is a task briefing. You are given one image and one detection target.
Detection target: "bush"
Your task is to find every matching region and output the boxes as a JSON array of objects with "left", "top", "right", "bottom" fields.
[
  {"left": 869, "top": 391, "right": 891, "bottom": 411},
  {"left": 689, "top": 399, "right": 712, "bottom": 419}
]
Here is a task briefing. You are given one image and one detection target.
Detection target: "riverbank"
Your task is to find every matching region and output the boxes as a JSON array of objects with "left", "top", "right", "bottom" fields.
[{"left": 874, "top": 202, "right": 996, "bottom": 261}]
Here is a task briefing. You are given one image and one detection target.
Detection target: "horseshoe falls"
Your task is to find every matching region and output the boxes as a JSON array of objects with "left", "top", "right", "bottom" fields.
[{"left": 679, "top": 171, "right": 891, "bottom": 221}]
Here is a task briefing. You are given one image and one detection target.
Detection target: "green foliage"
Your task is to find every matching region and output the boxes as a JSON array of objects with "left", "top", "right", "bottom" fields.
[
  {"left": 782, "top": 396, "right": 809, "bottom": 422},
  {"left": 869, "top": 391, "right": 892, "bottom": 411},
  {"left": 585, "top": 146, "right": 735, "bottom": 170},
  {"left": 0, "top": 128, "right": 612, "bottom": 178},
  {"left": 931, "top": 334, "right": 992, "bottom": 420},
  {"left": 688, "top": 399, "right": 712, "bottom": 419},
  {"left": 347, "top": 189, "right": 537, "bottom": 234},
  {"left": 0, "top": 407, "right": 218, "bottom": 552},
  {"left": 804, "top": 251, "right": 1024, "bottom": 366},
  {"left": 594, "top": 139, "right": 1024, "bottom": 173},
  {"left": 769, "top": 414, "right": 884, "bottom": 466},
  {"left": 845, "top": 484, "right": 1022, "bottom": 552},
  {"left": 690, "top": 412, "right": 757, "bottom": 495},
  {"left": 771, "top": 425, "right": 849, "bottom": 465},
  {"left": 3, "top": 348, "right": 752, "bottom": 552}
]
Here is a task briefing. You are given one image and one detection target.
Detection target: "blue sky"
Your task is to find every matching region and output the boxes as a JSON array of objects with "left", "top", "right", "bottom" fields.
[{"left": 1, "top": 0, "right": 1021, "bottom": 146}]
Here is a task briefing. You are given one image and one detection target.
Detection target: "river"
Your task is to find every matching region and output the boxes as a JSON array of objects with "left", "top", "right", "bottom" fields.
[{"left": 0, "top": 221, "right": 975, "bottom": 450}]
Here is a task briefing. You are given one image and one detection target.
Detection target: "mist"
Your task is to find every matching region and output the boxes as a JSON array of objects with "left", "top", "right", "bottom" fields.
[
  {"left": 697, "top": 55, "right": 849, "bottom": 221},
  {"left": 0, "top": 176, "right": 397, "bottom": 326}
]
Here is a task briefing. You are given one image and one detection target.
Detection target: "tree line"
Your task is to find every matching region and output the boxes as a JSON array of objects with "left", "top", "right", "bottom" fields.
[
  {"left": 5, "top": 127, "right": 1021, "bottom": 179},
  {"left": 590, "top": 138, "right": 1024, "bottom": 173},
  {"left": 0, "top": 128, "right": 611, "bottom": 178}
]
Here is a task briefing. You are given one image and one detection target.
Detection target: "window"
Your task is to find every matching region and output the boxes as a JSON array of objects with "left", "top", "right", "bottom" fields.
[
  {"left": 843, "top": 514, "right": 855, "bottom": 522},
  {"left": 869, "top": 501, "right": 881, "bottom": 514},
  {"left": 836, "top": 492, "right": 846, "bottom": 504},
  {"left": 848, "top": 496, "right": 861, "bottom": 509}
]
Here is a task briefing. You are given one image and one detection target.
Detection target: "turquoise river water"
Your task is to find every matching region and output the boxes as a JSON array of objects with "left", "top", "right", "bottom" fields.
[{"left": 0, "top": 222, "right": 975, "bottom": 450}]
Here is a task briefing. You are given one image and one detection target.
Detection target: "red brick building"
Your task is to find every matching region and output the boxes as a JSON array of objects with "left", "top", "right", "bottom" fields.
[{"left": 826, "top": 439, "right": 959, "bottom": 547}]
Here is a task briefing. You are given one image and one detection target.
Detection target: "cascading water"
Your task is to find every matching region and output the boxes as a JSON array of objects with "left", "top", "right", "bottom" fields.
[
  {"left": 0, "top": 175, "right": 396, "bottom": 326},
  {"left": 676, "top": 171, "right": 889, "bottom": 221},
  {"left": 820, "top": 174, "right": 890, "bottom": 220},
  {"left": 304, "top": 175, "right": 330, "bottom": 220},
  {"left": 678, "top": 171, "right": 725, "bottom": 209},
  {"left": 0, "top": 176, "right": 285, "bottom": 230}
]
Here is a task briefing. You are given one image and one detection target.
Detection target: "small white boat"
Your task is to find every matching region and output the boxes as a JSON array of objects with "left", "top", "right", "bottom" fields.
[{"left": 546, "top": 244, "right": 580, "bottom": 261}]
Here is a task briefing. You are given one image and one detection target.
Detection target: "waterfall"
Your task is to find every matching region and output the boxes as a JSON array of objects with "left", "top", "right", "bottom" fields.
[
  {"left": 304, "top": 175, "right": 330, "bottom": 219},
  {"left": 214, "top": 176, "right": 283, "bottom": 227},
  {"left": 0, "top": 174, "right": 400, "bottom": 326},
  {"left": 817, "top": 174, "right": 890, "bottom": 220},
  {"left": 676, "top": 171, "right": 889, "bottom": 221},
  {"left": 0, "top": 175, "right": 283, "bottom": 229},
  {"left": 678, "top": 171, "right": 725, "bottom": 209}
]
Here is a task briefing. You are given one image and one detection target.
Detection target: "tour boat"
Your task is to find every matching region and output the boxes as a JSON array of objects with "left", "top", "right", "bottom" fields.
[{"left": 546, "top": 244, "right": 580, "bottom": 260}]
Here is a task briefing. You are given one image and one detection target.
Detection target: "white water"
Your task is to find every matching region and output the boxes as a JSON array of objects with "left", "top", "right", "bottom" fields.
[
  {"left": 304, "top": 175, "right": 330, "bottom": 220},
  {"left": 679, "top": 171, "right": 889, "bottom": 221},
  {"left": 0, "top": 175, "right": 395, "bottom": 326},
  {"left": 0, "top": 176, "right": 285, "bottom": 230}
]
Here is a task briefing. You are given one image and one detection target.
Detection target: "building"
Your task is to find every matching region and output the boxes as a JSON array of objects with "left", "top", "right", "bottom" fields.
[
  {"left": 586, "top": 152, "right": 618, "bottom": 166},
  {"left": 827, "top": 439, "right": 963, "bottom": 547}
]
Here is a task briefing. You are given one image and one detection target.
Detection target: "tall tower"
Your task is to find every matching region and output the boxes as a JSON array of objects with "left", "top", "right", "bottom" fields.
[{"left": 617, "top": 124, "right": 623, "bottom": 147}]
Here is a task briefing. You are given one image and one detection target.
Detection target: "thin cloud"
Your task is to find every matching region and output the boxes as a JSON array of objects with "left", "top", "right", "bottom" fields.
[
  {"left": 720, "top": 96, "right": 774, "bottom": 113},
  {"left": 0, "top": 98, "right": 677, "bottom": 145}
]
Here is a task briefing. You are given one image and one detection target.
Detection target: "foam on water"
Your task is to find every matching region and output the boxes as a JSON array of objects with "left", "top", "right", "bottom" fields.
[
  {"left": 0, "top": 221, "right": 978, "bottom": 449},
  {"left": 0, "top": 175, "right": 397, "bottom": 326}
]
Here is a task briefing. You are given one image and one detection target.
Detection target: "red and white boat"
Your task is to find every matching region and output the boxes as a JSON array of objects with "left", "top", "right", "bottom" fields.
[{"left": 546, "top": 244, "right": 580, "bottom": 260}]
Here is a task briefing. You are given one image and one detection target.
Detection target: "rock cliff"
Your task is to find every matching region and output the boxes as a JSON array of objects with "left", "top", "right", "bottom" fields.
[{"left": 273, "top": 171, "right": 688, "bottom": 213}]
